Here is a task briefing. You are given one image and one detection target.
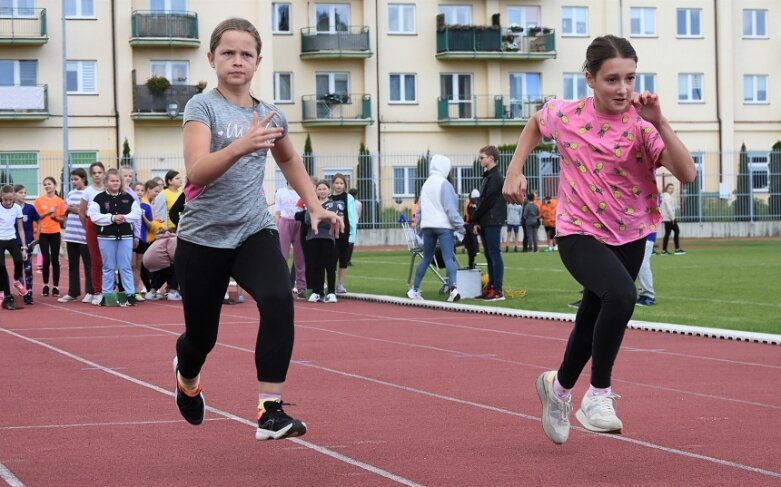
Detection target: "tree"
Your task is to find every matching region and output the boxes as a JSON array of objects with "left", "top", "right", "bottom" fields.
[
  {"left": 120, "top": 138, "right": 132, "bottom": 168},
  {"left": 356, "top": 142, "right": 376, "bottom": 227},
  {"left": 735, "top": 143, "right": 750, "bottom": 221},
  {"left": 770, "top": 141, "right": 781, "bottom": 218},
  {"left": 303, "top": 133, "right": 314, "bottom": 175},
  {"left": 415, "top": 150, "right": 430, "bottom": 198}
]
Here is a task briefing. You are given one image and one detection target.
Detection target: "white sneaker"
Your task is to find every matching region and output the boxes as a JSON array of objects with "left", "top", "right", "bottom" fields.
[
  {"left": 167, "top": 290, "right": 182, "bottom": 301},
  {"left": 57, "top": 295, "right": 77, "bottom": 303},
  {"left": 447, "top": 287, "right": 461, "bottom": 302},
  {"left": 406, "top": 288, "right": 423, "bottom": 301},
  {"left": 308, "top": 293, "right": 322, "bottom": 303},
  {"left": 535, "top": 371, "right": 572, "bottom": 445},
  {"left": 575, "top": 391, "right": 623, "bottom": 433},
  {"left": 82, "top": 293, "right": 94, "bottom": 304},
  {"left": 91, "top": 293, "right": 103, "bottom": 306},
  {"left": 145, "top": 290, "right": 162, "bottom": 301},
  {"left": 324, "top": 293, "right": 338, "bottom": 303}
]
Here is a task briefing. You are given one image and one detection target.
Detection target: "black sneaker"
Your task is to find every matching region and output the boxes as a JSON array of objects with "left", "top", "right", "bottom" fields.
[
  {"left": 172, "top": 357, "right": 205, "bottom": 425},
  {"left": 124, "top": 294, "right": 138, "bottom": 306},
  {"left": 42, "top": 285, "right": 49, "bottom": 297},
  {"left": 23, "top": 292, "right": 33, "bottom": 305},
  {"left": 256, "top": 400, "right": 307, "bottom": 440},
  {"left": 52, "top": 287, "right": 60, "bottom": 297},
  {"left": 2, "top": 296, "right": 15, "bottom": 310}
]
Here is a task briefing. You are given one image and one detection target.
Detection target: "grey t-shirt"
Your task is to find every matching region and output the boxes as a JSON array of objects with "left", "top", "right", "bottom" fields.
[{"left": 178, "top": 90, "right": 288, "bottom": 249}]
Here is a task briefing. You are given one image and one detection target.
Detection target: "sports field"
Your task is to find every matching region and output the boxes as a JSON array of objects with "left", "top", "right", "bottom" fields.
[{"left": 346, "top": 238, "right": 781, "bottom": 335}]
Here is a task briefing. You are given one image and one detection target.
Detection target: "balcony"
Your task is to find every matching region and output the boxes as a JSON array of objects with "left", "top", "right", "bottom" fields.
[
  {"left": 129, "top": 11, "right": 199, "bottom": 47},
  {"left": 301, "top": 93, "right": 373, "bottom": 127},
  {"left": 300, "top": 26, "right": 372, "bottom": 59},
  {"left": 437, "top": 95, "right": 554, "bottom": 127},
  {"left": 132, "top": 83, "right": 200, "bottom": 121},
  {"left": 0, "top": 85, "right": 49, "bottom": 120},
  {"left": 436, "top": 26, "right": 556, "bottom": 60},
  {"left": 0, "top": 8, "right": 48, "bottom": 45}
]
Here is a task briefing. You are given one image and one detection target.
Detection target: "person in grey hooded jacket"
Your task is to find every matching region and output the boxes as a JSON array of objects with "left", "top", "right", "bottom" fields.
[{"left": 408, "top": 154, "right": 465, "bottom": 302}]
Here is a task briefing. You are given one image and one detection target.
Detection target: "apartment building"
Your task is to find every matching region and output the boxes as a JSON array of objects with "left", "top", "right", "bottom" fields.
[{"left": 0, "top": 0, "right": 778, "bottom": 199}]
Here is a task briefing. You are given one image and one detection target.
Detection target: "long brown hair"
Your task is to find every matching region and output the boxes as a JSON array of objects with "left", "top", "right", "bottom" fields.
[{"left": 210, "top": 18, "right": 262, "bottom": 55}]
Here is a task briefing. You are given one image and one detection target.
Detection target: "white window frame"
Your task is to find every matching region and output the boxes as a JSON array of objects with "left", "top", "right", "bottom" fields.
[
  {"left": 388, "top": 4, "right": 415, "bottom": 34},
  {"left": 393, "top": 166, "right": 417, "bottom": 197},
  {"left": 676, "top": 8, "right": 702, "bottom": 38},
  {"left": 690, "top": 152, "right": 704, "bottom": 191},
  {"left": 0, "top": 0, "right": 35, "bottom": 17},
  {"left": 272, "top": 3, "right": 291, "bottom": 34},
  {"left": 678, "top": 73, "right": 703, "bottom": 103},
  {"left": 440, "top": 73, "right": 473, "bottom": 119},
  {"left": 389, "top": 73, "right": 416, "bottom": 103},
  {"left": 0, "top": 59, "right": 37, "bottom": 86},
  {"left": 149, "top": 60, "right": 189, "bottom": 84},
  {"left": 64, "top": 0, "right": 95, "bottom": 19},
  {"left": 66, "top": 60, "right": 97, "bottom": 95},
  {"left": 747, "top": 152, "right": 769, "bottom": 192},
  {"left": 149, "top": 0, "right": 186, "bottom": 13},
  {"left": 438, "top": 5, "right": 471, "bottom": 26},
  {"left": 561, "top": 6, "right": 587, "bottom": 36},
  {"left": 742, "top": 9, "right": 767, "bottom": 38},
  {"left": 315, "top": 3, "right": 350, "bottom": 33},
  {"left": 630, "top": 7, "right": 656, "bottom": 37},
  {"left": 0, "top": 152, "right": 40, "bottom": 198},
  {"left": 274, "top": 72, "right": 293, "bottom": 103},
  {"left": 562, "top": 73, "right": 587, "bottom": 100},
  {"left": 315, "top": 71, "right": 349, "bottom": 98},
  {"left": 743, "top": 75, "right": 768, "bottom": 104},
  {"left": 635, "top": 73, "right": 656, "bottom": 93},
  {"left": 506, "top": 6, "right": 540, "bottom": 30}
]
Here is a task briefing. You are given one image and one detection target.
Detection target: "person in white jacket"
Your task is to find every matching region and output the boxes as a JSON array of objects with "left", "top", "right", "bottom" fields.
[
  {"left": 660, "top": 183, "right": 685, "bottom": 255},
  {"left": 407, "top": 154, "right": 466, "bottom": 302}
]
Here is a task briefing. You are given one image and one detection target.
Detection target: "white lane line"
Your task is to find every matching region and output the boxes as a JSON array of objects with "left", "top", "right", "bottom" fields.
[
  {"left": 0, "top": 418, "right": 228, "bottom": 431},
  {"left": 0, "top": 462, "right": 25, "bottom": 487},
  {"left": 0, "top": 327, "right": 423, "bottom": 487}
]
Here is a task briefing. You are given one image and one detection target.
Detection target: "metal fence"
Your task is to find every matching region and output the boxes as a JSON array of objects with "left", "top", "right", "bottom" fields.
[{"left": 7, "top": 150, "right": 781, "bottom": 228}]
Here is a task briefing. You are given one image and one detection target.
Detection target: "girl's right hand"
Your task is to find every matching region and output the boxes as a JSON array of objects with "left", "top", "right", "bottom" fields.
[
  {"left": 503, "top": 172, "right": 527, "bottom": 205},
  {"left": 235, "top": 112, "right": 284, "bottom": 156}
]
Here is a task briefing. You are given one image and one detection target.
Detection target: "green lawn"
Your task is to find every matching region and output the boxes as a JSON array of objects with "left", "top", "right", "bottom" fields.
[{"left": 343, "top": 239, "right": 781, "bottom": 335}]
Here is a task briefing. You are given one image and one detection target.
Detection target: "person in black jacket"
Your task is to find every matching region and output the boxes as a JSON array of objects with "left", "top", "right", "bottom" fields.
[{"left": 471, "top": 145, "right": 507, "bottom": 300}]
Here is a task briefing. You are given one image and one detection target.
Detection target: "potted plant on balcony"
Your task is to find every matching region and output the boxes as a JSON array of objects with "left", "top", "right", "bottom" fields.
[
  {"left": 322, "top": 92, "right": 349, "bottom": 105},
  {"left": 146, "top": 75, "right": 171, "bottom": 95}
]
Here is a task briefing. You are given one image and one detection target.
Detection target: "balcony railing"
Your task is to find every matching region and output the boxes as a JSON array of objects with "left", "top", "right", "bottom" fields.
[
  {"left": 436, "top": 26, "right": 556, "bottom": 60},
  {"left": 300, "top": 26, "right": 372, "bottom": 59},
  {"left": 132, "top": 83, "right": 200, "bottom": 120},
  {"left": 0, "top": 8, "right": 48, "bottom": 44},
  {"left": 301, "top": 93, "right": 373, "bottom": 126},
  {"left": 437, "top": 95, "right": 555, "bottom": 126},
  {"left": 0, "top": 84, "right": 49, "bottom": 120},
  {"left": 130, "top": 10, "right": 199, "bottom": 47}
]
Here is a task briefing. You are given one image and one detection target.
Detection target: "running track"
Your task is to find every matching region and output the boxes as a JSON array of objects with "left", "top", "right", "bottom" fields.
[{"left": 1, "top": 295, "right": 779, "bottom": 486}]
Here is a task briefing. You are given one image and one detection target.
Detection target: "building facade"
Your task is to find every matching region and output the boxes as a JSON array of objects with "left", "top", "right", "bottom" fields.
[{"left": 0, "top": 0, "right": 778, "bottom": 199}]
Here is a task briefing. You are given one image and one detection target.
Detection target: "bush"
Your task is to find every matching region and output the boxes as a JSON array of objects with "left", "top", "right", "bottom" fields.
[{"left": 146, "top": 76, "right": 171, "bottom": 95}]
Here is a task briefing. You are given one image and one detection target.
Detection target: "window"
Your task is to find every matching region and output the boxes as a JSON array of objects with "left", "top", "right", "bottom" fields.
[
  {"left": 748, "top": 152, "right": 769, "bottom": 192},
  {"left": 150, "top": 60, "right": 188, "bottom": 84},
  {"left": 150, "top": 0, "right": 186, "bottom": 12},
  {"left": 66, "top": 60, "right": 97, "bottom": 94},
  {"left": 0, "top": 0, "right": 35, "bottom": 17},
  {"left": 507, "top": 6, "right": 540, "bottom": 30},
  {"left": 315, "top": 72, "right": 349, "bottom": 98},
  {"left": 561, "top": 7, "right": 587, "bottom": 36},
  {"left": 744, "top": 75, "right": 768, "bottom": 104},
  {"left": 388, "top": 4, "right": 415, "bottom": 34},
  {"left": 69, "top": 151, "right": 98, "bottom": 168},
  {"left": 440, "top": 73, "right": 473, "bottom": 119},
  {"left": 272, "top": 3, "right": 290, "bottom": 33},
  {"left": 678, "top": 73, "right": 703, "bottom": 102},
  {"left": 64, "top": 0, "right": 95, "bottom": 18},
  {"left": 389, "top": 73, "right": 415, "bottom": 103},
  {"left": 509, "top": 72, "right": 541, "bottom": 118},
  {"left": 0, "top": 152, "right": 39, "bottom": 197},
  {"left": 630, "top": 7, "right": 655, "bottom": 36},
  {"left": 562, "top": 73, "right": 587, "bottom": 100},
  {"left": 438, "top": 5, "right": 471, "bottom": 25},
  {"left": 315, "top": 3, "right": 349, "bottom": 33},
  {"left": 0, "top": 60, "right": 37, "bottom": 86},
  {"left": 676, "top": 8, "right": 701, "bottom": 37},
  {"left": 635, "top": 73, "right": 656, "bottom": 93},
  {"left": 274, "top": 72, "right": 292, "bottom": 103},
  {"left": 742, "top": 9, "right": 767, "bottom": 38},
  {"left": 393, "top": 166, "right": 416, "bottom": 197}
]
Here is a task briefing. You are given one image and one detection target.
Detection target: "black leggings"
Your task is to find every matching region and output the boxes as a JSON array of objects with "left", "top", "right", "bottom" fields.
[
  {"left": 308, "top": 237, "right": 337, "bottom": 295},
  {"left": 66, "top": 242, "right": 93, "bottom": 297},
  {"left": 39, "top": 232, "right": 61, "bottom": 286},
  {"left": 174, "top": 229, "right": 294, "bottom": 383},
  {"left": 663, "top": 220, "right": 680, "bottom": 251},
  {"left": 556, "top": 235, "right": 645, "bottom": 389},
  {"left": 0, "top": 239, "right": 23, "bottom": 296}
]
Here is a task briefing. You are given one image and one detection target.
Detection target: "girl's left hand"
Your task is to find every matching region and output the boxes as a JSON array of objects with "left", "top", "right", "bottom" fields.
[
  {"left": 310, "top": 207, "right": 344, "bottom": 237},
  {"left": 632, "top": 91, "right": 663, "bottom": 126}
]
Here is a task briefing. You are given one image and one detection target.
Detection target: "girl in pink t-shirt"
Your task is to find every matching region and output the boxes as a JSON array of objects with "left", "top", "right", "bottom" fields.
[{"left": 503, "top": 35, "right": 696, "bottom": 445}]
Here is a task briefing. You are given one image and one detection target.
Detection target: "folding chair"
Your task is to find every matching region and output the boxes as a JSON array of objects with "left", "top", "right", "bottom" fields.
[{"left": 401, "top": 220, "right": 448, "bottom": 293}]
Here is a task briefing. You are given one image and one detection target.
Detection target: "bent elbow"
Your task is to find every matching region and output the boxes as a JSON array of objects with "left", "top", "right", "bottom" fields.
[{"left": 680, "top": 167, "right": 697, "bottom": 184}]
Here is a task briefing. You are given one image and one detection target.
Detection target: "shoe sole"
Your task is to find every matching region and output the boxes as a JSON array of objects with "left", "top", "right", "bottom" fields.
[
  {"left": 255, "top": 421, "right": 307, "bottom": 440},
  {"left": 575, "top": 408, "right": 622, "bottom": 434},
  {"left": 535, "top": 372, "right": 567, "bottom": 445},
  {"left": 172, "top": 356, "right": 205, "bottom": 425},
  {"left": 447, "top": 295, "right": 461, "bottom": 302}
]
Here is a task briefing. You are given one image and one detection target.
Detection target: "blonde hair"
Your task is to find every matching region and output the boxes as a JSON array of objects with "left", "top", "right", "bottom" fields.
[{"left": 210, "top": 18, "right": 262, "bottom": 55}]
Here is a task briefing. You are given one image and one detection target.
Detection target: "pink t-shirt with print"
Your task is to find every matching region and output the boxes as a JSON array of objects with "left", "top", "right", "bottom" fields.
[{"left": 537, "top": 97, "right": 665, "bottom": 245}]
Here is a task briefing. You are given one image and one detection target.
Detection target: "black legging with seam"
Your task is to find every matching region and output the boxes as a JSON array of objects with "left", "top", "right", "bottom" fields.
[
  {"left": 174, "top": 228, "right": 294, "bottom": 383},
  {"left": 662, "top": 220, "right": 680, "bottom": 252},
  {"left": 556, "top": 234, "right": 645, "bottom": 389},
  {"left": 0, "top": 239, "right": 23, "bottom": 296},
  {"left": 39, "top": 232, "right": 61, "bottom": 287}
]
